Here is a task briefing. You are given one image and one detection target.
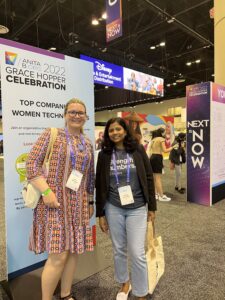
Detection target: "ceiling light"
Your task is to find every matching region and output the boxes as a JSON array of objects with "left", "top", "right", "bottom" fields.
[
  {"left": 102, "top": 12, "right": 107, "bottom": 19},
  {"left": 92, "top": 19, "right": 99, "bottom": 25},
  {"left": 159, "top": 42, "right": 166, "bottom": 47},
  {"left": 195, "top": 59, "right": 201, "bottom": 63},
  {"left": 186, "top": 62, "right": 192, "bottom": 66},
  {"left": 150, "top": 46, "right": 156, "bottom": 50},
  {"left": 167, "top": 84, "right": 171, "bottom": 87},
  {"left": 167, "top": 17, "right": 175, "bottom": 24},
  {"left": 176, "top": 78, "right": 186, "bottom": 83},
  {"left": 48, "top": 47, "right": 56, "bottom": 51},
  {"left": 0, "top": 25, "right": 9, "bottom": 34},
  {"left": 105, "top": 86, "right": 109, "bottom": 89}
]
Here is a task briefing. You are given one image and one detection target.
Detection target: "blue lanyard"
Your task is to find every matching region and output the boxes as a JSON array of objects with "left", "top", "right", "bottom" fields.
[
  {"left": 65, "top": 128, "right": 88, "bottom": 172},
  {"left": 112, "top": 149, "right": 131, "bottom": 186}
]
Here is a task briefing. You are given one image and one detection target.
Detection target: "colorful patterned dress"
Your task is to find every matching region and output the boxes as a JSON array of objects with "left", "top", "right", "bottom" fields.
[{"left": 26, "top": 128, "right": 95, "bottom": 254}]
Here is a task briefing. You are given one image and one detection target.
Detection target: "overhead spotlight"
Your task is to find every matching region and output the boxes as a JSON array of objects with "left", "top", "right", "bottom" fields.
[
  {"left": 186, "top": 62, "right": 192, "bottom": 66},
  {"left": 167, "top": 17, "right": 175, "bottom": 23},
  {"left": 150, "top": 46, "right": 156, "bottom": 50},
  {"left": 102, "top": 12, "right": 107, "bottom": 19},
  {"left": 0, "top": 25, "right": 9, "bottom": 34},
  {"left": 48, "top": 47, "right": 56, "bottom": 51},
  {"left": 195, "top": 59, "right": 201, "bottom": 63},
  {"left": 176, "top": 78, "right": 186, "bottom": 83},
  {"left": 159, "top": 42, "right": 166, "bottom": 47},
  {"left": 92, "top": 18, "right": 99, "bottom": 25}
]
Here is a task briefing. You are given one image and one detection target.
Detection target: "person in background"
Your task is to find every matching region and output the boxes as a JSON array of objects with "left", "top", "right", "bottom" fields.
[
  {"left": 124, "top": 111, "right": 144, "bottom": 144},
  {"left": 127, "top": 72, "right": 140, "bottom": 91},
  {"left": 149, "top": 127, "right": 176, "bottom": 202},
  {"left": 95, "top": 131, "right": 104, "bottom": 150},
  {"left": 26, "top": 98, "right": 95, "bottom": 300},
  {"left": 96, "top": 117, "right": 156, "bottom": 300},
  {"left": 169, "top": 133, "right": 186, "bottom": 194},
  {"left": 164, "top": 121, "right": 175, "bottom": 148}
]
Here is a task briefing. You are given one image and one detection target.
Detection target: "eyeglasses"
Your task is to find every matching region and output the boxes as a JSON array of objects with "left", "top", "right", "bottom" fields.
[{"left": 67, "top": 110, "right": 86, "bottom": 117}]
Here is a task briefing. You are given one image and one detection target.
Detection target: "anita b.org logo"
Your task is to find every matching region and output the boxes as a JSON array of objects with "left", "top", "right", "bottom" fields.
[{"left": 5, "top": 51, "right": 18, "bottom": 65}]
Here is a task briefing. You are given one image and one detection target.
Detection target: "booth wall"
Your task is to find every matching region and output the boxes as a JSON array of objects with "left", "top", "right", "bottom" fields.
[{"left": 95, "top": 97, "right": 186, "bottom": 122}]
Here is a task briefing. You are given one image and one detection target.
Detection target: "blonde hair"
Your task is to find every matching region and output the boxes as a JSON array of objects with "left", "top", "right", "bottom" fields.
[
  {"left": 64, "top": 98, "right": 87, "bottom": 134},
  {"left": 64, "top": 98, "right": 86, "bottom": 115}
]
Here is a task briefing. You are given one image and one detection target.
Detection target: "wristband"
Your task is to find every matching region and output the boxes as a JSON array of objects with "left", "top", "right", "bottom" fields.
[
  {"left": 41, "top": 188, "right": 52, "bottom": 197},
  {"left": 89, "top": 201, "right": 95, "bottom": 205}
]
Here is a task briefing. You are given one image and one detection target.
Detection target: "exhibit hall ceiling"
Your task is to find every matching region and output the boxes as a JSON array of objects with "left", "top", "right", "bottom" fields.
[{"left": 0, "top": 0, "right": 214, "bottom": 109}]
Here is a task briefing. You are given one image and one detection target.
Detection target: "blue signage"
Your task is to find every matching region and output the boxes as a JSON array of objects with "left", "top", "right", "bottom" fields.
[{"left": 80, "top": 54, "right": 123, "bottom": 89}]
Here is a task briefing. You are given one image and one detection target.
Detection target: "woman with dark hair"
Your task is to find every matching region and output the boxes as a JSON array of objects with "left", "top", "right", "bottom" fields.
[
  {"left": 149, "top": 127, "right": 176, "bottom": 202},
  {"left": 96, "top": 117, "right": 156, "bottom": 300}
]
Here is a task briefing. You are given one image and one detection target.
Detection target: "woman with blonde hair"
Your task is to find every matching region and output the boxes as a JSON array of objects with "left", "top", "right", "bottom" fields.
[{"left": 26, "top": 98, "right": 95, "bottom": 300}]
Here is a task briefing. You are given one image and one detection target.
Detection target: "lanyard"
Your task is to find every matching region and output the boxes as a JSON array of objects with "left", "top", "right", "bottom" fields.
[
  {"left": 112, "top": 149, "right": 131, "bottom": 186},
  {"left": 65, "top": 128, "right": 88, "bottom": 172}
]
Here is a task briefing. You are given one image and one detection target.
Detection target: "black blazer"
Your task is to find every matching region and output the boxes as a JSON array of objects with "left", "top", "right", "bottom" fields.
[{"left": 95, "top": 145, "right": 156, "bottom": 217}]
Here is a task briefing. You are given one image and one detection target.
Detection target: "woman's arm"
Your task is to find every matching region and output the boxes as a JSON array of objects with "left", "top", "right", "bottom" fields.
[
  {"left": 95, "top": 151, "right": 105, "bottom": 217},
  {"left": 161, "top": 140, "right": 176, "bottom": 153},
  {"left": 26, "top": 128, "right": 60, "bottom": 208}
]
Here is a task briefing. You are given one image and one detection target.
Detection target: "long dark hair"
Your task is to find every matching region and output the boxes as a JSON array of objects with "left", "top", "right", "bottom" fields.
[
  {"left": 102, "top": 117, "right": 138, "bottom": 153},
  {"left": 151, "top": 127, "right": 165, "bottom": 139}
]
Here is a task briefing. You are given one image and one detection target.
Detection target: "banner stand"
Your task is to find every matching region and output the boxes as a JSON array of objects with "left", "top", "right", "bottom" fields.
[{"left": 2, "top": 246, "right": 109, "bottom": 300}]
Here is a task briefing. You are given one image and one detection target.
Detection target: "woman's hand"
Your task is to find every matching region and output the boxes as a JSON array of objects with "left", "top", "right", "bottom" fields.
[
  {"left": 148, "top": 211, "right": 156, "bottom": 222},
  {"left": 89, "top": 205, "right": 94, "bottom": 219},
  {"left": 99, "top": 216, "right": 109, "bottom": 233},
  {"left": 43, "top": 191, "right": 60, "bottom": 208}
]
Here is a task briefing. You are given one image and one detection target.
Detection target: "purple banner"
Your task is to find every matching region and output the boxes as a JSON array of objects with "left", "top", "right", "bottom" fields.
[
  {"left": 186, "top": 82, "right": 211, "bottom": 206},
  {"left": 80, "top": 55, "right": 123, "bottom": 88},
  {"left": 212, "top": 82, "right": 225, "bottom": 104},
  {"left": 106, "top": 0, "right": 122, "bottom": 42}
]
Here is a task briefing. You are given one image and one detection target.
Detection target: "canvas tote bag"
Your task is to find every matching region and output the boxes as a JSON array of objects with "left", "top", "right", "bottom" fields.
[
  {"left": 146, "top": 221, "right": 165, "bottom": 294},
  {"left": 22, "top": 128, "right": 58, "bottom": 208}
]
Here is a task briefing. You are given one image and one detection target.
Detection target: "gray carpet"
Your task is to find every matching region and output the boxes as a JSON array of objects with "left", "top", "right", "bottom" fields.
[{"left": 1, "top": 161, "right": 225, "bottom": 299}]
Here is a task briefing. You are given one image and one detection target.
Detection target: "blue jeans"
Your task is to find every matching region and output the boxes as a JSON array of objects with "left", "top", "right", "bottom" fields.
[{"left": 105, "top": 202, "right": 148, "bottom": 297}]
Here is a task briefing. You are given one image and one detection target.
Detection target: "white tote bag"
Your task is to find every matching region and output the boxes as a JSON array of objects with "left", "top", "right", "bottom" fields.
[
  {"left": 146, "top": 221, "right": 165, "bottom": 294},
  {"left": 22, "top": 128, "right": 58, "bottom": 208}
]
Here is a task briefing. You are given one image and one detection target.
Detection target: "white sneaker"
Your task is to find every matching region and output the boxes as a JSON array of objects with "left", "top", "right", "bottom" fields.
[
  {"left": 116, "top": 284, "right": 132, "bottom": 300},
  {"left": 158, "top": 195, "right": 171, "bottom": 202}
]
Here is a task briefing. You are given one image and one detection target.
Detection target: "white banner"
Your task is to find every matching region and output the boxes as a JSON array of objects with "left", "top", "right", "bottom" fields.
[{"left": 0, "top": 38, "right": 95, "bottom": 278}]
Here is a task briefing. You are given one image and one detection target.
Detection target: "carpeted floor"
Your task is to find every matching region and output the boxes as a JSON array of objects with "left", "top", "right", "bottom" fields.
[{"left": 1, "top": 161, "right": 225, "bottom": 299}]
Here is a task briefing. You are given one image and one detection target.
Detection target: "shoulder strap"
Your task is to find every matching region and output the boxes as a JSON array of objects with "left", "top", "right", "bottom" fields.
[{"left": 43, "top": 128, "right": 58, "bottom": 166}]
